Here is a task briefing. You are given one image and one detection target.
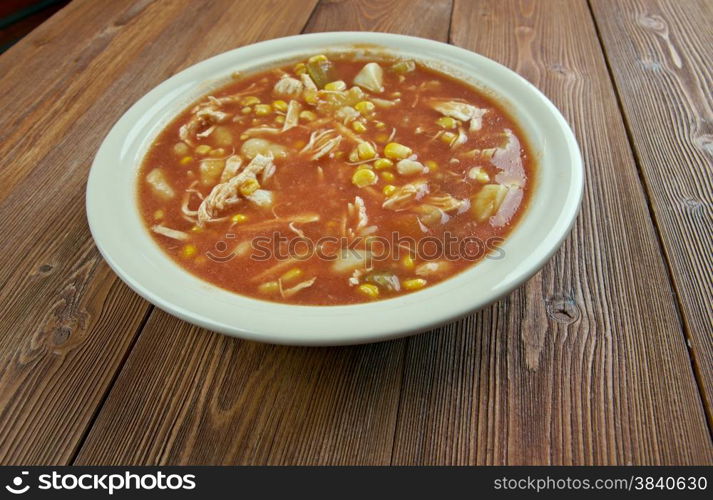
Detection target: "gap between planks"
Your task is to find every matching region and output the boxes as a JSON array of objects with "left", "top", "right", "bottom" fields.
[
  {"left": 68, "top": 0, "right": 325, "bottom": 465},
  {"left": 584, "top": 0, "right": 713, "bottom": 435},
  {"left": 385, "top": 0, "right": 457, "bottom": 464}
]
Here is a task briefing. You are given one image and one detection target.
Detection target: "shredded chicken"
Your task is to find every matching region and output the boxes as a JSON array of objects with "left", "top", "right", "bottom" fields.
[
  {"left": 181, "top": 181, "right": 204, "bottom": 217},
  {"left": 273, "top": 75, "right": 303, "bottom": 99},
  {"left": 335, "top": 106, "right": 360, "bottom": 124},
  {"left": 251, "top": 258, "right": 300, "bottom": 282},
  {"left": 301, "top": 73, "right": 318, "bottom": 92},
  {"left": 415, "top": 261, "right": 451, "bottom": 277},
  {"left": 354, "top": 196, "right": 368, "bottom": 233},
  {"left": 424, "top": 193, "right": 470, "bottom": 214},
  {"left": 332, "top": 250, "right": 372, "bottom": 273},
  {"left": 151, "top": 225, "right": 189, "bottom": 241},
  {"left": 220, "top": 155, "right": 243, "bottom": 183},
  {"left": 382, "top": 181, "right": 430, "bottom": 211},
  {"left": 179, "top": 105, "right": 230, "bottom": 146},
  {"left": 300, "top": 129, "right": 343, "bottom": 160},
  {"left": 371, "top": 97, "right": 399, "bottom": 107},
  {"left": 197, "top": 154, "right": 274, "bottom": 226},
  {"left": 280, "top": 277, "right": 317, "bottom": 298},
  {"left": 204, "top": 83, "right": 264, "bottom": 106},
  {"left": 348, "top": 269, "right": 363, "bottom": 286},
  {"left": 196, "top": 125, "right": 215, "bottom": 138},
  {"left": 450, "top": 127, "right": 468, "bottom": 149},
  {"left": 288, "top": 221, "right": 306, "bottom": 238},
  {"left": 469, "top": 107, "right": 487, "bottom": 131},
  {"left": 430, "top": 100, "right": 487, "bottom": 132},
  {"left": 282, "top": 100, "right": 301, "bottom": 131},
  {"left": 241, "top": 127, "right": 282, "bottom": 137},
  {"left": 235, "top": 213, "right": 320, "bottom": 232}
]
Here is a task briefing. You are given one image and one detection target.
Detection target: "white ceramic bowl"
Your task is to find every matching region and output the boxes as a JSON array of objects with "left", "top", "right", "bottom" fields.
[{"left": 86, "top": 32, "right": 583, "bottom": 346}]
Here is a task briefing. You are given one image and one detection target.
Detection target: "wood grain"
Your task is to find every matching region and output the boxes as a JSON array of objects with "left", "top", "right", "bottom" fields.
[
  {"left": 388, "top": 0, "right": 712, "bottom": 464},
  {"left": 590, "top": 0, "right": 713, "bottom": 424},
  {"left": 2, "top": 0, "right": 710, "bottom": 466},
  {"left": 0, "top": 0, "right": 318, "bottom": 465},
  {"left": 74, "top": 0, "right": 453, "bottom": 466}
]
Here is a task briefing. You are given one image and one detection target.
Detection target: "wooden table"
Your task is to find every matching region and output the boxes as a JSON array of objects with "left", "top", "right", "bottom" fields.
[{"left": 0, "top": 0, "right": 711, "bottom": 466}]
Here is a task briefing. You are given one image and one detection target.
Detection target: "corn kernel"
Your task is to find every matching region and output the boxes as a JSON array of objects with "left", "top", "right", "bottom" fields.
[
  {"left": 355, "top": 101, "right": 375, "bottom": 114},
  {"left": 384, "top": 142, "right": 412, "bottom": 160},
  {"left": 281, "top": 267, "right": 303, "bottom": 283},
  {"left": 351, "top": 121, "right": 367, "bottom": 133},
  {"left": 348, "top": 150, "right": 360, "bottom": 162},
  {"left": 381, "top": 171, "right": 395, "bottom": 183},
  {"left": 190, "top": 225, "right": 202, "bottom": 233},
  {"left": 209, "top": 148, "right": 225, "bottom": 157},
  {"left": 357, "top": 283, "right": 380, "bottom": 299},
  {"left": 352, "top": 168, "right": 378, "bottom": 188},
  {"left": 272, "top": 99, "right": 288, "bottom": 112},
  {"left": 173, "top": 142, "right": 189, "bottom": 156},
  {"left": 436, "top": 116, "right": 458, "bottom": 129},
  {"left": 374, "top": 158, "right": 393, "bottom": 170},
  {"left": 308, "top": 54, "right": 328, "bottom": 63},
  {"left": 258, "top": 281, "right": 280, "bottom": 294},
  {"left": 180, "top": 156, "right": 193, "bottom": 165},
  {"left": 241, "top": 96, "right": 260, "bottom": 106},
  {"left": 324, "top": 80, "right": 347, "bottom": 91},
  {"left": 425, "top": 160, "right": 438, "bottom": 172},
  {"left": 440, "top": 131, "right": 456, "bottom": 145},
  {"left": 294, "top": 62, "right": 307, "bottom": 75},
  {"left": 231, "top": 213, "right": 248, "bottom": 224},
  {"left": 241, "top": 106, "right": 252, "bottom": 114},
  {"left": 468, "top": 166, "right": 490, "bottom": 183},
  {"left": 396, "top": 158, "right": 425, "bottom": 176},
  {"left": 239, "top": 178, "right": 260, "bottom": 196},
  {"left": 373, "top": 120, "right": 387, "bottom": 130},
  {"left": 181, "top": 244, "right": 197, "bottom": 258},
  {"left": 357, "top": 142, "right": 376, "bottom": 160},
  {"left": 382, "top": 184, "right": 397, "bottom": 196},
  {"left": 254, "top": 104, "right": 272, "bottom": 116},
  {"left": 194, "top": 145, "right": 211, "bottom": 155},
  {"left": 304, "top": 90, "right": 318, "bottom": 105},
  {"left": 153, "top": 209, "right": 164, "bottom": 220},
  {"left": 375, "top": 133, "right": 390, "bottom": 143},
  {"left": 402, "top": 255, "right": 415, "bottom": 270},
  {"left": 403, "top": 278, "right": 427, "bottom": 290},
  {"left": 299, "top": 110, "right": 317, "bottom": 122},
  {"left": 275, "top": 115, "right": 285, "bottom": 124}
]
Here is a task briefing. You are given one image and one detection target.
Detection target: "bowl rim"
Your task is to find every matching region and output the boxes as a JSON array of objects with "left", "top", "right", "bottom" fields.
[{"left": 86, "top": 31, "right": 583, "bottom": 346}]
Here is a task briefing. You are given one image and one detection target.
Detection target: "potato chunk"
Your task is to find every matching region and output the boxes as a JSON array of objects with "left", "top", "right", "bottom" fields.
[
  {"left": 471, "top": 184, "right": 508, "bottom": 222},
  {"left": 353, "top": 62, "right": 384, "bottom": 93},
  {"left": 146, "top": 168, "right": 174, "bottom": 200},
  {"left": 199, "top": 158, "right": 225, "bottom": 186},
  {"left": 240, "top": 138, "right": 288, "bottom": 159}
]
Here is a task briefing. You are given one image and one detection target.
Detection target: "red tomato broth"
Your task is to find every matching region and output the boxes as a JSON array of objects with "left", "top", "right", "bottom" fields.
[{"left": 138, "top": 54, "right": 534, "bottom": 305}]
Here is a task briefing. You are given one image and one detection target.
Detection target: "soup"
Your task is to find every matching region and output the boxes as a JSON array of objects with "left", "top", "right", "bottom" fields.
[{"left": 138, "top": 53, "right": 533, "bottom": 305}]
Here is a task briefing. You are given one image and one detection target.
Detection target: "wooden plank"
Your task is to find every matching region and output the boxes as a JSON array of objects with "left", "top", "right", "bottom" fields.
[
  {"left": 74, "top": 0, "right": 453, "bottom": 465},
  {"left": 0, "top": 0, "right": 319, "bottom": 465},
  {"left": 590, "top": 0, "right": 713, "bottom": 423},
  {"left": 390, "top": 0, "right": 713, "bottom": 464}
]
